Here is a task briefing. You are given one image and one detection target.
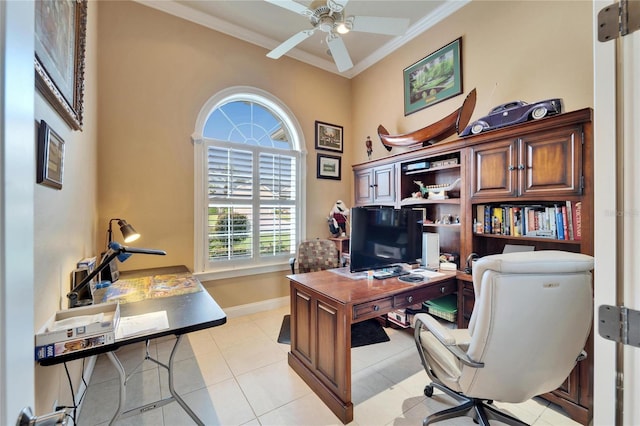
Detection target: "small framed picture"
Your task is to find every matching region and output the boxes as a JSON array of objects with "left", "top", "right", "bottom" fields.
[
  {"left": 317, "top": 154, "right": 341, "bottom": 180},
  {"left": 315, "top": 121, "right": 343, "bottom": 153},
  {"left": 412, "top": 208, "right": 428, "bottom": 223},
  {"left": 37, "top": 120, "right": 65, "bottom": 190}
]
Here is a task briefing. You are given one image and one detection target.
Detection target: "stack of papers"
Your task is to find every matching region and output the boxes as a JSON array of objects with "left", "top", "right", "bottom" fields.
[{"left": 115, "top": 310, "right": 169, "bottom": 339}]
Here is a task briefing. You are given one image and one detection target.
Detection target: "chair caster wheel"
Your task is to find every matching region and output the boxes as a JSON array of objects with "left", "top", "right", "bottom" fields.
[{"left": 424, "top": 385, "right": 434, "bottom": 397}]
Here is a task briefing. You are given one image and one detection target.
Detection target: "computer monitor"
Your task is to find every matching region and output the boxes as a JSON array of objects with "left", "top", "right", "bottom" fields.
[{"left": 350, "top": 207, "right": 423, "bottom": 272}]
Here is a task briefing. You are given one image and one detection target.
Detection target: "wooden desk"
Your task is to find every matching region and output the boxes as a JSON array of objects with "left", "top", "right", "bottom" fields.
[
  {"left": 287, "top": 269, "right": 456, "bottom": 424},
  {"left": 39, "top": 266, "right": 227, "bottom": 426}
]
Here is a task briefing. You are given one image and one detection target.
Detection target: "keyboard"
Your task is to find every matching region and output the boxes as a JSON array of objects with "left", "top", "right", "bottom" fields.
[{"left": 372, "top": 267, "right": 409, "bottom": 280}]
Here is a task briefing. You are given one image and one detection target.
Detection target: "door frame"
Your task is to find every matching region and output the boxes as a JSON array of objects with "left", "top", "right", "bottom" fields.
[{"left": 592, "top": 1, "right": 640, "bottom": 424}]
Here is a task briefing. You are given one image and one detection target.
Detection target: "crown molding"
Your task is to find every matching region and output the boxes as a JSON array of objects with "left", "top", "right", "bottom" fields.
[{"left": 134, "top": 0, "right": 469, "bottom": 79}]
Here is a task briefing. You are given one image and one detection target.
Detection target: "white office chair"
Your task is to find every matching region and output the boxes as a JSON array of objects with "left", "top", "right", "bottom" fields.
[{"left": 414, "top": 250, "right": 594, "bottom": 425}]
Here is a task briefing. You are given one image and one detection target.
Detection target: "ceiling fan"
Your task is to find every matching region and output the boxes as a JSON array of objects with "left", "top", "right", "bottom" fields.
[{"left": 265, "top": 0, "right": 410, "bottom": 72}]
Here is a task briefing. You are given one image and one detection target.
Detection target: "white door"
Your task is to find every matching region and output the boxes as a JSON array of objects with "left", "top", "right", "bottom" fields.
[
  {"left": 0, "top": 1, "right": 36, "bottom": 424},
  {"left": 593, "top": 1, "right": 640, "bottom": 424}
]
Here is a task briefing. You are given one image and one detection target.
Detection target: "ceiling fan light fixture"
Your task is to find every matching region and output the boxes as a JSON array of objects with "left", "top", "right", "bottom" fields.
[
  {"left": 336, "top": 22, "right": 349, "bottom": 34},
  {"left": 318, "top": 15, "right": 335, "bottom": 32},
  {"left": 336, "top": 16, "right": 353, "bottom": 34}
]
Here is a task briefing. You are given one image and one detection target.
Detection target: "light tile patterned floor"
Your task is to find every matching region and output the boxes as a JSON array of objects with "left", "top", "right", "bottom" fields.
[{"left": 78, "top": 305, "right": 581, "bottom": 425}]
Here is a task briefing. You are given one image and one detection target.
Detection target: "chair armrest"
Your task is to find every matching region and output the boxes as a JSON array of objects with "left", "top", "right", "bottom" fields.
[
  {"left": 414, "top": 313, "right": 456, "bottom": 344},
  {"left": 414, "top": 313, "right": 484, "bottom": 368},
  {"left": 289, "top": 257, "right": 296, "bottom": 274}
]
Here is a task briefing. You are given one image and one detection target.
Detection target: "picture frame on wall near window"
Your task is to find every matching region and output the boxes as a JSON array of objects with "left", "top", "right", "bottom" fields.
[
  {"left": 403, "top": 37, "right": 463, "bottom": 116},
  {"left": 34, "top": 0, "right": 87, "bottom": 131},
  {"left": 37, "top": 120, "right": 65, "bottom": 190},
  {"left": 317, "top": 154, "right": 341, "bottom": 180},
  {"left": 315, "top": 121, "right": 344, "bottom": 153}
]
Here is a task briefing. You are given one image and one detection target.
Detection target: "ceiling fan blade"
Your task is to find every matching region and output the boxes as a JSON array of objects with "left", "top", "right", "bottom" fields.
[
  {"left": 327, "top": 0, "right": 349, "bottom": 14},
  {"left": 264, "top": 0, "right": 312, "bottom": 16},
  {"left": 327, "top": 35, "right": 353, "bottom": 72},
  {"left": 267, "top": 29, "right": 315, "bottom": 59},
  {"left": 351, "top": 16, "right": 410, "bottom": 36}
]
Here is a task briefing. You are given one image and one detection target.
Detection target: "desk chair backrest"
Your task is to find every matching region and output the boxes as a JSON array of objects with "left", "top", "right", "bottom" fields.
[
  {"left": 462, "top": 250, "right": 594, "bottom": 402},
  {"left": 292, "top": 239, "right": 340, "bottom": 273}
]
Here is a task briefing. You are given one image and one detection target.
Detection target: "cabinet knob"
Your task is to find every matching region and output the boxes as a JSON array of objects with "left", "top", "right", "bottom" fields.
[
  {"left": 518, "top": 164, "right": 525, "bottom": 170},
  {"left": 440, "top": 287, "right": 446, "bottom": 293},
  {"left": 407, "top": 296, "right": 414, "bottom": 303},
  {"left": 508, "top": 165, "right": 515, "bottom": 171},
  {"left": 373, "top": 305, "right": 379, "bottom": 311}
]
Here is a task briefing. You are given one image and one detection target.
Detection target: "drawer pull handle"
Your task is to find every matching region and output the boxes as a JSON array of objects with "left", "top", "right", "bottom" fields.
[
  {"left": 407, "top": 296, "right": 414, "bottom": 303},
  {"left": 440, "top": 287, "right": 446, "bottom": 293},
  {"left": 373, "top": 305, "right": 380, "bottom": 312}
]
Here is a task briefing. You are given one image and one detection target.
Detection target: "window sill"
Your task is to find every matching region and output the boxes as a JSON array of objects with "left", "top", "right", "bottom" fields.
[{"left": 194, "top": 262, "right": 291, "bottom": 282}]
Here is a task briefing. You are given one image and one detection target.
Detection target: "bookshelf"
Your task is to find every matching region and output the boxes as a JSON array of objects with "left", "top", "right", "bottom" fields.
[{"left": 352, "top": 107, "right": 594, "bottom": 424}]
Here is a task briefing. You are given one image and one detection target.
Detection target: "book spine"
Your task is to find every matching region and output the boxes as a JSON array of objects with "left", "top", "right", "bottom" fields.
[
  {"left": 561, "top": 205, "right": 569, "bottom": 240},
  {"left": 512, "top": 207, "right": 522, "bottom": 237},
  {"left": 555, "top": 205, "right": 565, "bottom": 240},
  {"left": 476, "top": 205, "right": 485, "bottom": 234},
  {"left": 492, "top": 207, "right": 503, "bottom": 234},
  {"left": 484, "top": 205, "right": 491, "bottom": 234},
  {"left": 527, "top": 208, "right": 536, "bottom": 233},
  {"left": 566, "top": 201, "right": 574, "bottom": 240},
  {"left": 575, "top": 201, "right": 582, "bottom": 240},
  {"left": 547, "top": 207, "right": 557, "bottom": 238}
]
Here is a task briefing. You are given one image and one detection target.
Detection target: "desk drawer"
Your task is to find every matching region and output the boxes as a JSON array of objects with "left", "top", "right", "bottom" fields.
[
  {"left": 393, "top": 280, "right": 456, "bottom": 309},
  {"left": 353, "top": 297, "right": 393, "bottom": 321}
]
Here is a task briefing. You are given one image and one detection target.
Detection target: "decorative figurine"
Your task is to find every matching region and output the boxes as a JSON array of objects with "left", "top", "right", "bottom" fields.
[
  {"left": 413, "top": 178, "right": 461, "bottom": 200},
  {"left": 365, "top": 136, "right": 373, "bottom": 159},
  {"left": 328, "top": 200, "right": 350, "bottom": 237}
]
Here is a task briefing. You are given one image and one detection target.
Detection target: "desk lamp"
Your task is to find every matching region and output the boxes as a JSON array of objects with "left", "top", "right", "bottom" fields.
[
  {"left": 108, "top": 218, "right": 140, "bottom": 244},
  {"left": 67, "top": 242, "right": 166, "bottom": 308},
  {"left": 102, "top": 218, "right": 140, "bottom": 282}
]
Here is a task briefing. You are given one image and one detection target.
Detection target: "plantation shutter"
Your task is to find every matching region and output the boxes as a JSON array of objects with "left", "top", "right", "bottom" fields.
[
  {"left": 207, "top": 147, "right": 253, "bottom": 260},
  {"left": 259, "top": 153, "right": 296, "bottom": 256}
]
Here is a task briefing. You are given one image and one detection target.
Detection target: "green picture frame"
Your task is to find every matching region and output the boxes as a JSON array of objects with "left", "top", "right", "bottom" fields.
[
  {"left": 317, "top": 154, "right": 341, "bottom": 180},
  {"left": 403, "top": 37, "right": 463, "bottom": 116}
]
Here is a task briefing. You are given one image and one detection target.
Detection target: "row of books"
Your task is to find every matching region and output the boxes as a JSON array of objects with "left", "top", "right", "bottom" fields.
[{"left": 474, "top": 201, "right": 582, "bottom": 241}]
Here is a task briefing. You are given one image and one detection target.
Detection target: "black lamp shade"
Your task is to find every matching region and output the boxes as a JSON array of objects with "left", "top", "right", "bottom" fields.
[{"left": 118, "top": 220, "right": 140, "bottom": 243}]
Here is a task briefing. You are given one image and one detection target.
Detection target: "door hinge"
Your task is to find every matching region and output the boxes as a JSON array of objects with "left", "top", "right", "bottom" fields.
[
  {"left": 598, "top": 305, "right": 640, "bottom": 348},
  {"left": 598, "top": 0, "right": 640, "bottom": 42}
]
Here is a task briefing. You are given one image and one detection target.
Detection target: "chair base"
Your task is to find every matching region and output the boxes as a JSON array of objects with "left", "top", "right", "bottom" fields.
[{"left": 424, "top": 382, "right": 529, "bottom": 426}]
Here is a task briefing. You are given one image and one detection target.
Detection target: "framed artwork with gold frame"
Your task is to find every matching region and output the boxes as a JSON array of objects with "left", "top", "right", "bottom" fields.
[{"left": 35, "top": 0, "right": 87, "bottom": 130}]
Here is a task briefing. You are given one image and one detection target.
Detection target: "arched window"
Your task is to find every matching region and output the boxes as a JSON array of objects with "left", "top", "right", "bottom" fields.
[{"left": 192, "top": 87, "right": 306, "bottom": 278}]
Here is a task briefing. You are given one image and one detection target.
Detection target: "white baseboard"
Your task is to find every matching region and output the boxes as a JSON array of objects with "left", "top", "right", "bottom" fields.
[{"left": 223, "top": 296, "right": 289, "bottom": 318}]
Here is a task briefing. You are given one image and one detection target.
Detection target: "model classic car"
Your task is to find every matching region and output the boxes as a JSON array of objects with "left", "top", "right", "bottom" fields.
[{"left": 459, "top": 98, "right": 562, "bottom": 136}]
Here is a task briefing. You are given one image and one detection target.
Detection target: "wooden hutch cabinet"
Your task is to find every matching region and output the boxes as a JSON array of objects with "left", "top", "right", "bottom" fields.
[
  {"left": 353, "top": 162, "right": 396, "bottom": 206},
  {"left": 352, "top": 108, "right": 594, "bottom": 425}
]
